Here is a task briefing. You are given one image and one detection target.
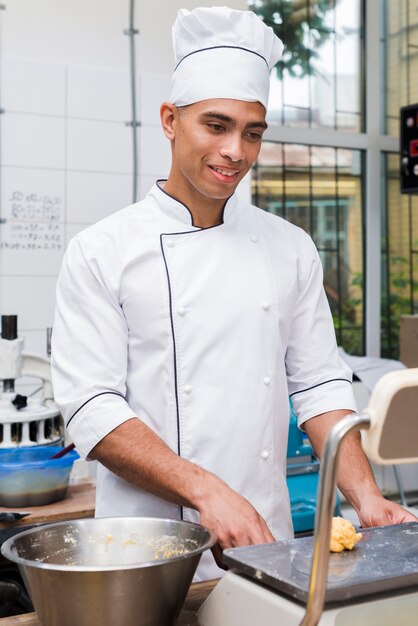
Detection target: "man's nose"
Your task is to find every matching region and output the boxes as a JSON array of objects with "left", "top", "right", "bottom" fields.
[{"left": 219, "top": 133, "right": 245, "bottom": 162}]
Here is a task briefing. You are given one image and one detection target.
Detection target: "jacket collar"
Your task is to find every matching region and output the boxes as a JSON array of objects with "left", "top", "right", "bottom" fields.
[{"left": 147, "top": 180, "right": 239, "bottom": 229}]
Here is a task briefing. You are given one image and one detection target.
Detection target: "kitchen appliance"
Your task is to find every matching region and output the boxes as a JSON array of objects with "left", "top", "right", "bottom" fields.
[
  {"left": 401, "top": 103, "right": 418, "bottom": 194},
  {"left": 0, "top": 315, "right": 62, "bottom": 448},
  {"left": 199, "top": 368, "right": 418, "bottom": 626},
  {"left": 1, "top": 516, "right": 215, "bottom": 626}
]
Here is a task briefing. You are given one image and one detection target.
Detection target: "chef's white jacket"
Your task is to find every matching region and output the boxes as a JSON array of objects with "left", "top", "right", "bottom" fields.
[{"left": 51, "top": 182, "right": 356, "bottom": 580}]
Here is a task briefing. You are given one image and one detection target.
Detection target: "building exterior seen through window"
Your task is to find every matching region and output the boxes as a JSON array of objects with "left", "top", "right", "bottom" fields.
[
  {"left": 250, "top": 0, "right": 365, "bottom": 355},
  {"left": 381, "top": 1, "right": 418, "bottom": 359},
  {"left": 249, "top": 0, "right": 363, "bottom": 133},
  {"left": 253, "top": 143, "right": 364, "bottom": 355},
  {"left": 251, "top": 0, "right": 418, "bottom": 358},
  {"left": 382, "top": 153, "right": 418, "bottom": 359}
]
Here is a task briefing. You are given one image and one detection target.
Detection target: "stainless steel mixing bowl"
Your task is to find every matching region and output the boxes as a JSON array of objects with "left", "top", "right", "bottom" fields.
[{"left": 1, "top": 516, "right": 215, "bottom": 626}]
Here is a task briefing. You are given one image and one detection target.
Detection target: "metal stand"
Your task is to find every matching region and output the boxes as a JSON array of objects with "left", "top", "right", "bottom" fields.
[
  {"left": 393, "top": 465, "right": 408, "bottom": 507},
  {"left": 300, "top": 412, "right": 371, "bottom": 626}
]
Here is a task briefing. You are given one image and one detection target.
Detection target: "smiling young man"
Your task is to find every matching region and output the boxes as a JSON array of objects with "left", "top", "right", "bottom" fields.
[
  {"left": 51, "top": 6, "right": 416, "bottom": 582},
  {"left": 160, "top": 99, "right": 268, "bottom": 227}
]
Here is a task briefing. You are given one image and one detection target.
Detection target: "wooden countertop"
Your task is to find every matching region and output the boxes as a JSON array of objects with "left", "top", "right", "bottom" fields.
[
  {"left": 0, "top": 479, "right": 95, "bottom": 528},
  {"left": 0, "top": 579, "right": 218, "bottom": 626}
]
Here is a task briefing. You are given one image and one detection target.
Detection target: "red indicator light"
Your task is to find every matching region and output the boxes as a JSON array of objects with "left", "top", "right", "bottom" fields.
[{"left": 410, "top": 140, "right": 418, "bottom": 157}]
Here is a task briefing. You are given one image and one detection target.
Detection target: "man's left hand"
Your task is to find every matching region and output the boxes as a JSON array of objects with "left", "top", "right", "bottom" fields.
[{"left": 357, "top": 494, "right": 418, "bottom": 528}]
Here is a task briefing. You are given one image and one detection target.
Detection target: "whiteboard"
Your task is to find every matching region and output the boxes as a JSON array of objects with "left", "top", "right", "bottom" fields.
[{"left": 0, "top": 53, "right": 169, "bottom": 340}]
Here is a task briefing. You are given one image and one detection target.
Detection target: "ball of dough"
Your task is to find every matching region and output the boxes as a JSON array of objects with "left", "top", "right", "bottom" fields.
[{"left": 329, "top": 516, "right": 362, "bottom": 553}]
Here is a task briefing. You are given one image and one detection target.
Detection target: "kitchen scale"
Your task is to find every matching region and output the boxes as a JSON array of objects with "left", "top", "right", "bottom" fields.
[{"left": 199, "top": 368, "right": 418, "bottom": 626}]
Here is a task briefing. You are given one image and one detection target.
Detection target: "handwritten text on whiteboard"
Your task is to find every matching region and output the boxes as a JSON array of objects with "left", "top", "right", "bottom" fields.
[{"left": 1, "top": 191, "right": 63, "bottom": 251}]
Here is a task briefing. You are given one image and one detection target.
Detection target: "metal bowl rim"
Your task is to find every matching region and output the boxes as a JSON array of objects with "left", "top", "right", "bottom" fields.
[{"left": 0, "top": 516, "right": 216, "bottom": 572}]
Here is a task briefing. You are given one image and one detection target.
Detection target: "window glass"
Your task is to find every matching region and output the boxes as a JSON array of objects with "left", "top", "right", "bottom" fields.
[
  {"left": 249, "top": 0, "right": 363, "bottom": 131},
  {"left": 381, "top": 153, "right": 418, "bottom": 358},
  {"left": 383, "top": 0, "right": 418, "bottom": 136},
  {"left": 253, "top": 142, "right": 365, "bottom": 355}
]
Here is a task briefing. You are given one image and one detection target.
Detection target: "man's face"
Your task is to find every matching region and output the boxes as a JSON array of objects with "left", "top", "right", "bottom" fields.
[{"left": 163, "top": 98, "right": 267, "bottom": 207}]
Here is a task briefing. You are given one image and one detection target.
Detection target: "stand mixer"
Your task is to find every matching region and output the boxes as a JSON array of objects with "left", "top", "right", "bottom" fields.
[
  {"left": 199, "top": 368, "right": 418, "bottom": 626},
  {"left": 0, "top": 314, "right": 62, "bottom": 448}
]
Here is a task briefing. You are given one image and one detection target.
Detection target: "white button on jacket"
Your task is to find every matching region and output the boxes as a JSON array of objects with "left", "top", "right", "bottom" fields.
[{"left": 51, "top": 183, "right": 356, "bottom": 581}]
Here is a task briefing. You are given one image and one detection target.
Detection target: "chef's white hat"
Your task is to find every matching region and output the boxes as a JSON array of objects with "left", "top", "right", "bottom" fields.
[{"left": 168, "top": 6, "right": 284, "bottom": 109}]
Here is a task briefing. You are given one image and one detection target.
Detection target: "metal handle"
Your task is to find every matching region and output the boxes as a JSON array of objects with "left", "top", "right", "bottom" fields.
[
  {"left": 299, "top": 412, "right": 371, "bottom": 626},
  {"left": 46, "top": 327, "right": 53, "bottom": 356},
  {"left": 1, "top": 315, "right": 17, "bottom": 340},
  {"left": 1, "top": 315, "right": 18, "bottom": 392}
]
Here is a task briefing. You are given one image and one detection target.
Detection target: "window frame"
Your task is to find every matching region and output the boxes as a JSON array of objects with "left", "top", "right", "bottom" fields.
[{"left": 260, "top": 0, "right": 398, "bottom": 356}]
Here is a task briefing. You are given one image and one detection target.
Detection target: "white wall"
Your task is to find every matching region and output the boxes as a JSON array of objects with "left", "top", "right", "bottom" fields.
[{"left": 0, "top": 0, "right": 246, "bottom": 384}]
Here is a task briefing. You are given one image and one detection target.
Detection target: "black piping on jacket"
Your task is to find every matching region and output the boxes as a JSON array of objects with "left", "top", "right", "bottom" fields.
[
  {"left": 289, "top": 378, "right": 352, "bottom": 399},
  {"left": 66, "top": 391, "right": 125, "bottom": 427}
]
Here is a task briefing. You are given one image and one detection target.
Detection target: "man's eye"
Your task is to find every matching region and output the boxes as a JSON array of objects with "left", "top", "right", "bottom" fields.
[
  {"left": 207, "top": 123, "right": 225, "bottom": 132},
  {"left": 245, "top": 132, "right": 263, "bottom": 141}
]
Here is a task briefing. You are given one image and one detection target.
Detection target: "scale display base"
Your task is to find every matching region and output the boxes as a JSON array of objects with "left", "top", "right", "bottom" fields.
[{"left": 198, "top": 571, "right": 418, "bottom": 626}]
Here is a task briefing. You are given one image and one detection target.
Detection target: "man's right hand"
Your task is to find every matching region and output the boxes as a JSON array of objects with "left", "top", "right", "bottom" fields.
[
  {"left": 196, "top": 473, "right": 275, "bottom": 569},
  {"left": 90, "top": 418, "right": 275, "bottom": 569}
]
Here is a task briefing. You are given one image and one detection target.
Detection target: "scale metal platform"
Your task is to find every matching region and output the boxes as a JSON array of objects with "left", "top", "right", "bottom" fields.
[
  {"left": 223, "top": 522, "right": 418, "bottom": 604},
  {"left": 199, "top": 369, "right": 418, "bottom": 626},
  {"left": 199, "top": 524, "right": 418, "bottom": 626},
  {"left": 222, "top": 522, "right": 418, "bottom": 604}
]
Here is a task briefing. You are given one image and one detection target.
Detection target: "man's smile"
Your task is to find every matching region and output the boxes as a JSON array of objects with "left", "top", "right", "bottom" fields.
[{"left": 209, "top": 165, "right": 241, "bottom": 181}]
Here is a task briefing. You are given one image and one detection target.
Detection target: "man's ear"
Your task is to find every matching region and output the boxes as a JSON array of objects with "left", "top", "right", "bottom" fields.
[{"left": 160, "top": 102, "right": 178, "bottom": 140}]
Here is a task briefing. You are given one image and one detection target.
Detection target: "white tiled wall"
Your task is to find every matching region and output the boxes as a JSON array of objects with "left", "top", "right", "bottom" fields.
[
  {"left": 0, "top": 57, "right": 156, "bottom": 348},
  {"left": 67, "top": 117, "right": 133, "bottom": 174},
  {"left": 66, "top": 171, "right": 132, "bottom": 225},
  {"left": 0, "top": 0, "right": 246, "bottom": 391},
  {"left": 2, "top": 112, "right": 66, "bottom": 169},
  {"left": 0, "top": 11, "right": 171, "bottom": 396},
  {"left": 67, "top": 65, "right": 131, "bottom": 122},
  {"left": 1, "top": 57, "right": 66, "bottom": 116}
]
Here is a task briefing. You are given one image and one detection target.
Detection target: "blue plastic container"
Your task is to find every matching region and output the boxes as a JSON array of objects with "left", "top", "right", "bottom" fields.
[
  {"left": 0, "top": 445, "right": 79, "bottom": 507},
  {"left": 286, "top": 401, "right": 340, "bottom": 533},
  {"left": 287, "top": 473, "right": 341, "bottom": 534}
]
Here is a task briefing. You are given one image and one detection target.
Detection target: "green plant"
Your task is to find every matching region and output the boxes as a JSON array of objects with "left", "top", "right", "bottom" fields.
[
  {"left": 249, "top": 0, "right": 336, "bottom": 78},
  {"left": 331, "top": 255, "right": 418, "bottom": 358},
  {"left": 381, "top": 255, "right": 418, "bottom": 359},
  {"left": 331, "top": 271, "right": 364, "bottom": 356}
]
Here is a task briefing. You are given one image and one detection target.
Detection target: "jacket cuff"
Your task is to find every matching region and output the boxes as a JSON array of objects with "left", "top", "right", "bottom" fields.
[
  {"left": 66, "top": 392, "right": 138, "bottom": 459},
  {"left": 292, "top": 379, "right": 357, "bottom": 429}
]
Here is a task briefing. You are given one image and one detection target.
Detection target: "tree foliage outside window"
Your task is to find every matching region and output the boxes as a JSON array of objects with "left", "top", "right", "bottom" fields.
[
  {"left": 381, "top": 254, "right": 418, "bottom": 359},
  {"left": 336, "top": 255, "right": 418, "bottom": 359},
  {"left": 249, "top": 0, "right": 337, "bottom": 78}
]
